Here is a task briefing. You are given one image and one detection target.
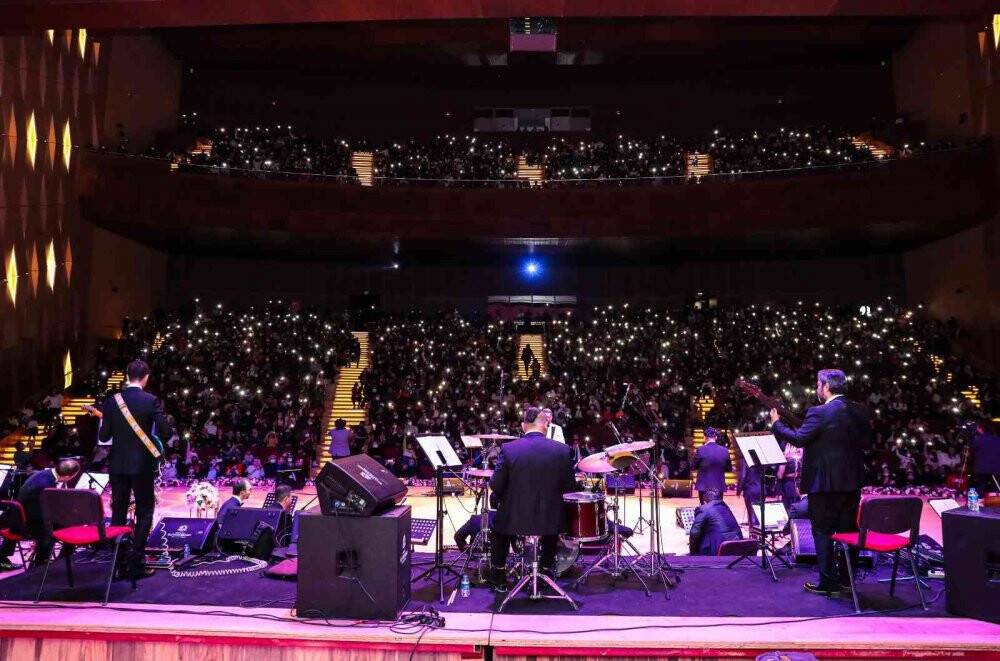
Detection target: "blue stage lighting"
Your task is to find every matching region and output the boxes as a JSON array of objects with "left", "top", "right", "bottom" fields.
[{"left": 522, "top": 259, "right": 542, "bottom": 278}]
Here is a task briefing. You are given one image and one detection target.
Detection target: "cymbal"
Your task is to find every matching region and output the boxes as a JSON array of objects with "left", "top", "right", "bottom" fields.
[
  {"left": 466, "top": 468, "right": 494, "bottom": 478},
  {"left": 605, "top": 440, "right": 654, "bottom": 454},
  {"left": 475, "top": 433, "right": 516, "bottom": 440},
  {"left": 576, "top": 451, "right": 616, "bottom": 474}
]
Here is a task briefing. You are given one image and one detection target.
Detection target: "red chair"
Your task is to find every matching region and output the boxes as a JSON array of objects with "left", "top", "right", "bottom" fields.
[
  {"left": 35, "top": 488, "right": 134, "bottom": 605},
  {"left": 832, "top": 495, "right": 927, "bottom": 613},
  {"left": 717, "top": 539, "right": 758, "bottom": 557},
  {"left": 0, "top": 499, "right": 32, "bottom": 568}
]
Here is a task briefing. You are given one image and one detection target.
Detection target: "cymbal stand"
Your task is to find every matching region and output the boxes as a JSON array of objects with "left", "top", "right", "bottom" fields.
[
  {"left": 449, "top": 474, "right": 492, "bottom": 583},
  {"left": 572, "top": 477, "right": 651, "bottom": 596},
  {"left": 624, "top": 388, "right": 681, "bottom": 593}
]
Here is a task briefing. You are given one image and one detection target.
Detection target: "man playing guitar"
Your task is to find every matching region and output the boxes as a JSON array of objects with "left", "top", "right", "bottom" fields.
[{"left": 98, "top": 359, "right": 172, "bottom": 580}]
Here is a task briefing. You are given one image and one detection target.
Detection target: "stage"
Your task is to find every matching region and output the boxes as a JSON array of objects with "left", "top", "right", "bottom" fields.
[{"left": 0, "top": 486, "right": 998, "bottom": 660}]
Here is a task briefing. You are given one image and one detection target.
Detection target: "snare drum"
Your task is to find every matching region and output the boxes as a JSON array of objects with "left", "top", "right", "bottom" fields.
[{"left": 563, "top": 492, "right": 607, "bottom": 542}]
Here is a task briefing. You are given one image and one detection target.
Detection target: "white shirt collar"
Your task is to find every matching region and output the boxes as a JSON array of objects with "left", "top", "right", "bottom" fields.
[
  {"left": 826, "top": 394, "right": 844, "bottom": 403},
  {"left": 126, "top": 383, "right": 144, "bottom": 390}
]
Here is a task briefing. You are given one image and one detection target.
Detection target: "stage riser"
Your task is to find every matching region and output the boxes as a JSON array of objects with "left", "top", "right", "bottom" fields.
[{"left": 0, "top": 638, "right": 468, "bottom": 661}]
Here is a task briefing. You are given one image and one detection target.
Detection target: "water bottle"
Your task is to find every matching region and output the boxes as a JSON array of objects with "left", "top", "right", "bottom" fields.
[
  {"left": 183, "top": 543, "right": 192, "bottom": 559},
  {"left": 967, "top": 488, "right": 980, "bottom": 513},
  {"left": 460, "top": 574, "right": 471, "bottom": 598}
]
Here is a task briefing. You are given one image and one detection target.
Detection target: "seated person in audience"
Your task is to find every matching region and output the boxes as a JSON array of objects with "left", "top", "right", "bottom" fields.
[
  {"left": 0, "top": 459, "right": 80, "bottom": 571},
  {"left": 688, "top": 488, "right": 743, "bottom": 556}
]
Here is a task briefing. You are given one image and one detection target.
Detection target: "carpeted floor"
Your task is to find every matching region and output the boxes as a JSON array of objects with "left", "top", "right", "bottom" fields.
[{"left": 0, "top": 550, "right": 944, "bottom": 619}]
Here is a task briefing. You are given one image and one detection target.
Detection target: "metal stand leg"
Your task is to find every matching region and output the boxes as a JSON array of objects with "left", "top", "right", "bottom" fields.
[{"left": 498, "top": 536, "right": 578, "bottom": 613}]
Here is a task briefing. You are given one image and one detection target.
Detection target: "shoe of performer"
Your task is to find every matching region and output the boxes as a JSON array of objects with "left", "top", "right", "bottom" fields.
[
  {"left": 0, "top": 557, "right": 18, "bottom": 572},
  {"left": 803, "top": 581, "right": 842, "bottom": 596},
  {"left": 488, "top": 566, "right": 509, "bottom": 594}
]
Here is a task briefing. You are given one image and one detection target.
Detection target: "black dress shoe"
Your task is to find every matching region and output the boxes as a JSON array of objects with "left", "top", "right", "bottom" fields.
[
  {"left": 0, "top": 558, "right": 19, "bottom": 572},
  {"left": 804, "top": 581, "right": 842, "bottom": 596}
]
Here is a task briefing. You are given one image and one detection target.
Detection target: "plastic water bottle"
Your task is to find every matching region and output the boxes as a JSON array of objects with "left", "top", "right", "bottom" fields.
[
  {"left": 183, "top": 543, "right": 192, "bottom": 559},
  {"left": 460, "top": 574, "right": 471, "bottom": 598},
  {"left": 968, "top": 488, "right": 980, "bottom": 513}
]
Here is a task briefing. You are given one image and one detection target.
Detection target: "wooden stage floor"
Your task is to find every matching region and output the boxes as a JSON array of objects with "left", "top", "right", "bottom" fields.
[{"left": 1, "top": 485, "right": 997, "bottom": 660}]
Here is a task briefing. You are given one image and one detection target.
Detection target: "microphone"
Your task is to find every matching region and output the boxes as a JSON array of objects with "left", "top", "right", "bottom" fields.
[
  {"left": 606, "top": 421, "right": 623, "bottom": 443},
  {"left": 620, "top": 383, "right": 631, "bottom": 411}
]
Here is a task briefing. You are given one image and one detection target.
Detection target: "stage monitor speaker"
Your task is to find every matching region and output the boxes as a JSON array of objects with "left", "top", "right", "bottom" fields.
[
  {"left": 218, "top": 507, "right": 283, "bottom": 542},
  {"left": 661, "top": 479, "right": 693, "bottom": 498},
  {"left": 146, "top": 517, "right": 217, "bottom": 554},
  {"left": 296, "top": 506, "right": 411, "bottom": 620},
  {"left": 790, "top": 518, "right": 817, "bottom": 563},
  {"left": 316, "top": 455, "right": 407, "bottom": 516},
  {"left": 943, "top": 506, "right": 1000, "bottom": 623}
]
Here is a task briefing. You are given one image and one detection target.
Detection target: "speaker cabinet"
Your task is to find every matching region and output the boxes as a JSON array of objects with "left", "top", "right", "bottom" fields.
[
  {"left": 146, "top": 517, "right": 217, "bottom": 554},
  {"left": 296, "top": 506, "right": 412, "bottom": 620},
  {"left": 943, "top": 507, "right": 1000, "bottom": 623},
  {"left": 790, "top": 518, "right": 817, "bottom": 563}
]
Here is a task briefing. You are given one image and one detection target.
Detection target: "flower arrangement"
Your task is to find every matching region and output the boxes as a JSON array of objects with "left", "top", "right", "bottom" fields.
[{"left": 185, "top": 481, "right": 220, "bottom": 511}]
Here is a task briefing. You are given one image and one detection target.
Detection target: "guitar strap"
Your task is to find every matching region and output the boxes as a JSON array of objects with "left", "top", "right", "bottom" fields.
[{"left": 113, "top": 393, "right": 162, "bottom": 460}]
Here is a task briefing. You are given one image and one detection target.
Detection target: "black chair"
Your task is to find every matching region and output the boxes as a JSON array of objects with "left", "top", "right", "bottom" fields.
[
  {"left": 0, "top": 499, "right": 31, "bottom": 568},
  {"left": 832, "top": 495, "right": 927, "bottom": 613},
  {"left": 36, "top": 488, "right": 134, "bottom": 605}
]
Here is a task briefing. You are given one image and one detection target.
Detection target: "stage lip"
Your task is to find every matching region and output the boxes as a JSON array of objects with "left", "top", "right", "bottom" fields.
[{"left": 494, "top": 647, "right": 1000, "bottom": 659}]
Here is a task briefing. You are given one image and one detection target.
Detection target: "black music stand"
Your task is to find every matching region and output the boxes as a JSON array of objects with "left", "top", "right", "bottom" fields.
[
  {"left": 412, "top": 435, "right": 464, "bottom": 603},
  {"left": 728, "top": 432, "right": 788, "bottom": 581}
]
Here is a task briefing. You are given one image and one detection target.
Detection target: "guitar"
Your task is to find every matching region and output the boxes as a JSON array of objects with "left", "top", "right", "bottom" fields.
[
  {"left": 736, "top": 378, "right": 803, "bottom": 428},
  {"left": 83, "top": 404, "right": 166, "bottom": 461}
]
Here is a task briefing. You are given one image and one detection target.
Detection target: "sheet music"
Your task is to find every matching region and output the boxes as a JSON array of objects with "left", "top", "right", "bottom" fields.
[
  {"left": 415, "top": 435, "right": 463, "bottom": 469},
  {"left": 460, "top": 435, "right": 483, "bottom": 449},
  {"left": 80, "top": 472, "right": 110, "bottom": 492},
  {"left": 734, "top": 433, "right": 786, "bottom": 467},
  {"left": 752, "top": 502, "right": 789, "bottom": 530}
]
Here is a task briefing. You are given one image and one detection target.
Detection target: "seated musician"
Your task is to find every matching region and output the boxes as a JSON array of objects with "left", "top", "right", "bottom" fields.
[
  {"left": 266, "top": 484, "right": 295, "bottom": 545},
  {"left": 0, "top": 459, "right": 81, "bottom": 571},
  {"left": 488, "top": 407, "right": 577, "bottom": 592},
  {"left": 454, "top": 492, "right": 498, "bottom": 552},
  {"left": 688, "top": 488, "right": 743, "bottom": 556},
  {"left": 217, "top": 478, "right": 251, "bottom": 523}
]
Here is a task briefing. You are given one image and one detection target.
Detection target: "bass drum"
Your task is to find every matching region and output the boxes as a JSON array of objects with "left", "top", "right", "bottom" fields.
[{"left": 563, "top": 491, "right": 607, "bottom": 542}]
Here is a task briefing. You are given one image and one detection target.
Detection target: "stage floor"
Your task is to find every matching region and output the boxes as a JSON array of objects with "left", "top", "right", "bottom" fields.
[{"left": 1, "top": 486, "right": 997, "bottom": 660}]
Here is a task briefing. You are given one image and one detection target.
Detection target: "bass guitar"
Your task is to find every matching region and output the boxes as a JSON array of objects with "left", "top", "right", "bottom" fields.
[{"left": 736, "top": 378, "right": 803, "bottom": 428}]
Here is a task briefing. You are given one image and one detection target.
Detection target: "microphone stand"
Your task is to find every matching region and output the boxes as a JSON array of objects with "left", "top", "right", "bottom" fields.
[{"left": 624, "top": 387, "right": 681, "bottom": 594}]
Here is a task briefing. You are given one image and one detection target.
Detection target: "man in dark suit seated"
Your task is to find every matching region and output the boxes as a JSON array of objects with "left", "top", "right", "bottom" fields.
[
  {"left": 217, "top": 478, "right": 251, "bottom": 523},
  {"left": 694, "top": 428, "right": 732, "bottom": 504},
  {"left": 99, "top": 359, "right": 174, "bottom": 580},
  {"left": 688, "top": 488, "right": 742, "bottom": 556},
  {"left": 488, "top": 407, "right": 577, "bottom": 592},
  {"left": 770, "top": 368, "right": 871, "bottom": 596},
  {"left": 0, "top": 458, "right": 80, "bottom": 571},
  {"left": 266, "top": 484, "right": 295, "bottom": 545}
]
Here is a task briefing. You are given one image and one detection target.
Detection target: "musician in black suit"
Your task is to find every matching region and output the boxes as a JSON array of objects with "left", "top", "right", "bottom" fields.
[
  {"left": 688, "top": 488, "right": 743, "bottom": 556},
  {"left": 99, "top": 360, "right": 173, "bottom": 579},
  {"left": 694, "top": 428, "right": 732, "bottom": 503},
  {"left": 488, "top": 407, "right": 577, "bottom": 591},
  {"left": 970, "top": 422, "right": 1000, "bottom": 496},
  {"left": 0, "top": 459, "right": 80, "bottom": 571},
  {"left": 770, "top": 368, "right": 871, "bottom": 596}
]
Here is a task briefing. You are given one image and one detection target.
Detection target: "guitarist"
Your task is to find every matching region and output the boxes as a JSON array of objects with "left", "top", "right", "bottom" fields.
[{"left": 98, "top": 359, "right": 173, "bottom": 580}]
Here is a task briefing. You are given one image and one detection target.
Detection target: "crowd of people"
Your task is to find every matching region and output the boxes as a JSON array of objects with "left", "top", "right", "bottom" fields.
[
  {"left": 3, "top": 300, "right": 995, "bottom": 495},
  {"left": 167, "top": 124, "right": 911, "bottom": 186}
]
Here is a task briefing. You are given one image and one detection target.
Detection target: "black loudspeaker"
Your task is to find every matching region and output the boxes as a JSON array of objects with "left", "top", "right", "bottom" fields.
[
  {"left": 790, "top": 518, "right": 817, "bottom": 563},
  {"left": 218, "top": 507, "right": 283, "bottom": 542},
  {"left": 661, "top": 479, "right": 693, "bottom": 498},
  {"left": 146, "top": 517, "right": 217, "bottom": 554},
  {"left": 296, "top": 506, "right": 411, "bottom": 620},
  {"left": 943, "top": 507, "right": 1000, "bottom": 623},
  {"left": 316, "top": 455, "right": 407, "bottom": 516}
]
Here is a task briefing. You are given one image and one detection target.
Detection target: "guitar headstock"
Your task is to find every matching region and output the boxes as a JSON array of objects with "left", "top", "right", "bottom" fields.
[{"left": 736, "top": 378, "right": 762, "bottom": 398}]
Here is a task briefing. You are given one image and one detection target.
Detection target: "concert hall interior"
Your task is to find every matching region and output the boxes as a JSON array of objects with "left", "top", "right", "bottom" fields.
[{"left": 1, "top": 2, "right": 1000, "bottom": 660}]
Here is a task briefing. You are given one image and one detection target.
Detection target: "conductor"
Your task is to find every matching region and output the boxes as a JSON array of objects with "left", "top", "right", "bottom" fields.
[
  {"left": 769, "top": 368, "right": 871, "bottom": 596},
  {"left": 488, "top": 406, "right": 577, "bottom": 592}
]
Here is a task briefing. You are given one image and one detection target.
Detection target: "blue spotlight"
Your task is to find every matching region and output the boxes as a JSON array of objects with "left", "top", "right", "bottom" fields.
[{"left": 522, "top": 259, "right": 542, "bottom": 278}]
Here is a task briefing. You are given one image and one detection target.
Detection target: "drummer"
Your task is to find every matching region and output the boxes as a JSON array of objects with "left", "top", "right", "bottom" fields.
[
  {"left": 454, "top": 491, "right": 498, "bottom": 552},
  {"left": 488, "top": 407, "right": 577, "bottom": 592}
]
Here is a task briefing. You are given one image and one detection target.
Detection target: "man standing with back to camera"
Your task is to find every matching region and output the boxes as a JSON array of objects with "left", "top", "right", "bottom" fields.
[
  {"left": 488, "top": 406, "right": 577, "bottom": 592},
  {"left": 99, "top": 359, "right": 173, "bottom": 580},
  {"left": 769, "top": 368, "right": 871, "bottom": 596}
]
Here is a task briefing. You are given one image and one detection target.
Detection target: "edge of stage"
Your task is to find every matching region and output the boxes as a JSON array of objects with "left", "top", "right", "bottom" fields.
[{"left": 2, "top": 602, "right": 1000, "bottom": 660}]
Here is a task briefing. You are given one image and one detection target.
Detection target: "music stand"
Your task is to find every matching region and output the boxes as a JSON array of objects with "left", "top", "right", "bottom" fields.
[
  {"left": 728, "top": 431, "right": 788, "bottom": 581},
  {"left": 412, "top": 435, "right": 464, "bottom": 603}
]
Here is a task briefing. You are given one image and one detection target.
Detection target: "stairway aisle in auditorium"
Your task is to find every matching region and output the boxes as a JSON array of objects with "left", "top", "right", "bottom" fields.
[
  {"left": 850, "top": 135, "right": 894, "bottom": 159},
  {"left": 0, "top": 371, "right": 126, "bottom": 463},
  {"left": 689, "top": 395, "right": 739, "bottom": 487},
  {"left": 320, "top": 332, "right": 369, "bottom": 464},
  {"left": 516, "top": 156, "right": 544, "bottom": 186},
  {"left": 515, "top": 334, "right": 546, "bottom": 381},
  {"left": 685, "top": 152, "right": 712, "bottom": 179}
]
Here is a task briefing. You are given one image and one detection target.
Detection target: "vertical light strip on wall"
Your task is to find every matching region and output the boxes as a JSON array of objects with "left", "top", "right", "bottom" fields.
[
  {"left": 64, "top": 239, "right": 73, "bottom": 284},
  {"left": 77, "top": 29, "right": 87, "bottom": 60},
  {"left": 45, "top": 29, "right": 54, "bottom": 45},
  {"left": 64, "top": 350, "right": 73, "bottom": 389},
  {"left": 62, "top": 120, "right": 72, "bottom": 170},
  {"left": 29, "top": 243, "right": 39, "bottom": 296},
  {"left": 25, "top": 111, "right": 37, "bottom": 169},
  {"left": 4, "top": 247, "right": 17, "bottom": 305},
  {"left": 45, "top": 240, "right": 56, "bottom": 290}
]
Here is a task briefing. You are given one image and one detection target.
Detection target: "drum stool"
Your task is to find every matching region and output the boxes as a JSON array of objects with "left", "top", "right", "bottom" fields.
[{"left": 498, "top": 535, "right": 578, "bottom": 612}]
